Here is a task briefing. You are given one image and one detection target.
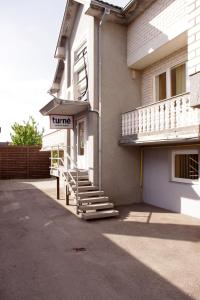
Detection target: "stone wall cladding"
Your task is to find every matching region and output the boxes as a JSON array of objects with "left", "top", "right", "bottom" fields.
[
  {"left": 141, "top": 47, "right": 187, "bottom": 106},
  {"left": 127, "top": 0, "right": 187, "bottom": 67},
  {"left": 188, "top": 0, "right": 200, "bottom": 75}
]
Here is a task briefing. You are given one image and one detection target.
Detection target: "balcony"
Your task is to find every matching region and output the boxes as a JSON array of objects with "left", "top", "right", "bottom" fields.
[{"left": 120, "top": 93, "right": 200, "bottom": 145}]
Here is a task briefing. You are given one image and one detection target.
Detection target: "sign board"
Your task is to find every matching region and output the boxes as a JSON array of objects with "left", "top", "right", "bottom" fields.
[{"left": 50, "top": 115, "right": 73, "bottom": 129}]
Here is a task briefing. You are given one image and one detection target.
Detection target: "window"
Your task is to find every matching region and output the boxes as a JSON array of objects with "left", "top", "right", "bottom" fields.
[
  {"left": 154, "top": 62, "right": 187, "bottom": 101},
  {"left": 171, "top": 64, "right": 186, "bottom": 97},
  {"left": 74, "top": 42, "right": 87, "bottom": 64},
  {"left": 77, "top": 68, "right": 86, "bottom": 84},
  {"left": 155, "top": 72, "right": 166, "bottom": 101},
  {"left": 73, "top": 41, "right": 88, "bottom": 101},
  {"left": 78, "top": 121, "right": 85, "bottom": 156},
  {"left": 172, "top": 150, "right": 199, "bottom": 183}
]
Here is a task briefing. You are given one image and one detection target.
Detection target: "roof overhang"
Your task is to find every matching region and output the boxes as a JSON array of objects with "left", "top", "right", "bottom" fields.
[
  {"left": 54, "top": 0, "right": 157, "bottom": 55},
  {"left": 55, "top": 0, "right": 80, "bottom": 58},
  {"left": 49, "top": 60, "right": 65, "bottom": 94},
  {"left": 123, "top": 0, "right": 156, "bottom": 24},
  {"left": 40, "top": 98, "right": 90, "bottom": 116},
  {"left": 86, "top": 0, "right": 124, "bottom": 24},
  {"left": 86, "top": 0, "right": 157, "bottom": 25}
]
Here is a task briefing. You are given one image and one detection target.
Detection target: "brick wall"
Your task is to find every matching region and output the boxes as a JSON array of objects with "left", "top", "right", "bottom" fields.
[
  {"left": 0, "top": 146, "right": 51, "bottom": 179},
  {"left": 141, "top": 47, "right": 187, "bottom": 106},
  {"left": 127, "top": 0, "right": 188, "bottom": 68},
  {"left": 188, "top": 0, "right": 200, "bottom": 75}
]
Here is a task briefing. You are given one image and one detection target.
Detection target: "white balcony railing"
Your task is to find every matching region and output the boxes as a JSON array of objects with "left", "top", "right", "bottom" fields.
[{"left": 121, "top": 93, "right": 200, "bottom": 136}]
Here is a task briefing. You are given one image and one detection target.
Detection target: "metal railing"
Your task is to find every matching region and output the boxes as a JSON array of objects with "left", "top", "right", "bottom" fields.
[{"left": 50, "top": 145, "right": 79, "bottom": 214}]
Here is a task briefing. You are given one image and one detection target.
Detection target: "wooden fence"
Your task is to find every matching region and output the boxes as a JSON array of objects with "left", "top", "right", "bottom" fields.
[{"left": 0, "top": 146, "right": 51, "bottom": 179}]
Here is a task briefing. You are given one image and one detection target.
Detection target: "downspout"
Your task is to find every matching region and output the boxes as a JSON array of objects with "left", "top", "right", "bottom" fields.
[
  {"left": 140, "top": 148, "right": 144, "bottom": 188},
  {"left": 97, "top": 8, "right": 110, "bottom": 190}
]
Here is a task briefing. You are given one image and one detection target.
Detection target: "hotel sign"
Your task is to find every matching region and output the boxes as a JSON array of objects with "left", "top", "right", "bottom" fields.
[{"left": 50, "top": 115, "right": 73, "bottom": 129}]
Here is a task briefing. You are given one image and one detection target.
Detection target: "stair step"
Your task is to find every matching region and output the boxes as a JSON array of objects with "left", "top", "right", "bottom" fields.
[
  {"left": 79, "top": 202, "right": 114, "bottom": 211},
  {"left": 69, "top": 175, "right": 89, "bottom": 181},
  {"left": 79, "top": 196, "right": 109, "bottom": 204},
  {"left": 72, "top": 181, "right": 91, "bottom": 186},
  {"left": 82, "top": 209, "right": 119, "bottom": 220},
  {"left": 78, "top": 190, "right": 104, "bottom": 199},
  {"left": 72, "top": 186, "right": 98, "bottom": 192},
  {"left": 68, "top": 170, "right": 88, "bottom": 176}
]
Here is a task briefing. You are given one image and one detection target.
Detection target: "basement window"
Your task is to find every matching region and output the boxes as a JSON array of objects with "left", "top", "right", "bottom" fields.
[{"left": 172, "top": 150, "right": 199, "bottom": 184}]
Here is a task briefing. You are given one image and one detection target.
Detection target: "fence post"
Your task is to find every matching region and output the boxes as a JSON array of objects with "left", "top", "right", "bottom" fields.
[
  {"left": 56, "top": 177, "right": 60, "bottom": 199},
  {"left": 66, "top": 185, "right": 69, "bottom": 205}
]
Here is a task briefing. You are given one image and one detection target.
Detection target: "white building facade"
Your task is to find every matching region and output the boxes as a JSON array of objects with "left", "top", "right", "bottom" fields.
[{"left": 41, "top": 0, "right": 200, "bottom": 219}]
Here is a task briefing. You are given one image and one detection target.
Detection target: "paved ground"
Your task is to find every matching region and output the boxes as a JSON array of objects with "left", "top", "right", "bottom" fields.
[{"left": 0, "top": 179, "right": 200, "bottom": 300}]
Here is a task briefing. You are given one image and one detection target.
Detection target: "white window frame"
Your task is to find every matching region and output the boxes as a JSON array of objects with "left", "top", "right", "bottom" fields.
[
  {"left": 154, "top": 62, "right": 188, "bottom": 102},
  {"left": 171, "top": 149, "right": 200, "bottom": 184},
  {"left": 74, "top": 39, "right": 87, "bottom": 67},
  {"left": 73, "top": 40, "right": 88, "bottom": 101}
]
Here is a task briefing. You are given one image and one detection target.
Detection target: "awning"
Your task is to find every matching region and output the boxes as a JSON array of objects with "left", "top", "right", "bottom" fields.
[{"left": 40, "top": 98, "right": 90, "bottom": 116}]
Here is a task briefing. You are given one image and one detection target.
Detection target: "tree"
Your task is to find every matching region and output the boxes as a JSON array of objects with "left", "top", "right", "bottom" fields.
[{"left": 11, "top": 116, "right": 44, "bottom": 145}]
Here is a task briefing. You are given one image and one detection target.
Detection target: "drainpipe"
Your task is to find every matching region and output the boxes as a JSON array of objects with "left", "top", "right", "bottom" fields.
[
  {"left": 97, "top": 8, "right": 110, "bottom": 190},
  {"left": 140, "top": 148, "right": 144, "bottom": 188}
]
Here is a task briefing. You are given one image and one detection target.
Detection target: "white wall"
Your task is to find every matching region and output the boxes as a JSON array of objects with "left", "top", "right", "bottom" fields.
[
  {"left": 57, "top": 4, "right": 99, "bottom": 184},
  {"left": 143, "top": 147, "right": 200, "bottom": 219},
  {"left": 42, "top": 130, "right": 68, "bottom": 150},
  {"left": 58, "top": 4, "right": 96, "bottom": 105}
]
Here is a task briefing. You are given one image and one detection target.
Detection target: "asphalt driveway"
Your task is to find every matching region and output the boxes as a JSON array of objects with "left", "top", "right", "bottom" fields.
[{"left": 0, "top": 179, "right": 200, "bottom": 300}]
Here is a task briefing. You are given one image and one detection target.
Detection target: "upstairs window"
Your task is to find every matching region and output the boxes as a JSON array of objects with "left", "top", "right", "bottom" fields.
[
  {"left": 172, "top": 150, "right": 199, "bottom": 183},
  {"left": 171, "top": 63, "right": 186, "bottom": 97},
  {"left": 77, "top": 68, "right": 86, "bottom": 84},
  {"left": 73, "top": 41, "right": 88, "bottom": 101},
  {"left": 74, "top": 42, "right": 87, "bottom": 64},
  {"left": 154, "top": 62, "right": 187, "bottom": 101},
  {"left": 155, "top": 72, "right": 166, "bottom": 101}
]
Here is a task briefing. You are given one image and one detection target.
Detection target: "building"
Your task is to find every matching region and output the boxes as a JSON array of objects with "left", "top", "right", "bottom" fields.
[{"left": 40, "top": 0, "right": 200, "bottom": 219}]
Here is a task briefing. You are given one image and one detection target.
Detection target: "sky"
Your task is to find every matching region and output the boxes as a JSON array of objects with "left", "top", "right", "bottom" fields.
[
  {"left": 104, "top": 0, "right": 130, "bottom": 6},
  {"left": 0, "top": 0, "right": 129, "bottom": 142}
]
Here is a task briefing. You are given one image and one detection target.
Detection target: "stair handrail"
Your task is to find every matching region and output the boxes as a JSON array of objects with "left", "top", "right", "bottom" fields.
[{"left": 50, "top": 145, "right": 79, "bottom": 214}]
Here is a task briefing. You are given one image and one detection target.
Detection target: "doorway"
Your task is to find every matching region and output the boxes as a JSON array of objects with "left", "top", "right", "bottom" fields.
[{"left": 77, "top": 118, "right": 87, "bottom": 169}]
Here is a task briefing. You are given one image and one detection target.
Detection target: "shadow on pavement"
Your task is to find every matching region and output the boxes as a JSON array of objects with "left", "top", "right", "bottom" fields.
[{"left": 0, "top": 179, "right": 199, "bottom": 300}]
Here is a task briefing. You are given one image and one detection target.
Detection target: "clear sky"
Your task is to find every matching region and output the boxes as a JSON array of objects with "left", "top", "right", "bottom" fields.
[
  {"left": 0, "top": 0, "right": 129, "bottom": 142},
  {"left": 107, "top": 0, "right": 131, "bottom": 6}
]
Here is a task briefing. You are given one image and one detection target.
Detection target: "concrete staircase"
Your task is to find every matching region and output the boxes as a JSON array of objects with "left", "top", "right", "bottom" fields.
[{"left": 67, "top": 170, "right": 119, "bottom": 220}]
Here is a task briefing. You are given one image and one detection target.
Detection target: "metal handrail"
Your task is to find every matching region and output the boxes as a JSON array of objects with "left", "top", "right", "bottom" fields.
[{"left": 50, "top": 145, "right": 79, "bottom": 214}]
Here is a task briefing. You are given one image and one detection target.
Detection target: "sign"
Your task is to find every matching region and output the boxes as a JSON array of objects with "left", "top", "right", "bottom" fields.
[{"left": 50, "top": 115, "right": 73, "bottom": 129}]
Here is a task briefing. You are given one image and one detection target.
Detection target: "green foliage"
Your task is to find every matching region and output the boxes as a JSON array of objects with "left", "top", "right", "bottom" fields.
[{"left": 10, "top": 116, "right": 44, "bottom": 145}]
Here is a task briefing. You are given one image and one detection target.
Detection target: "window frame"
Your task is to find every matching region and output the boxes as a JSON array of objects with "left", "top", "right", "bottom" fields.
[
  {"left": 154, "top": 71, "right": 167, "bottom": 102},
  {"left": 154, "top": 62, "right": 188, "bottom": 102},
  {"left": 171, "top": 149, "right": 200, "bottom": 184},
  {"left": 73, "top": 39, "right": 88, "bottom": 101},
  {"left": 170, "top": 63, "right": 186, "bottom": 97},
  {"left": 74, "top": 39, "right": 87, "bottom": 65}
]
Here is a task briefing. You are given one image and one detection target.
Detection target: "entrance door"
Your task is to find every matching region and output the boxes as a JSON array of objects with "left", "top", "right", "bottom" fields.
[{"left": 77, "top": 118, "right": 87, "bottom": 169}]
